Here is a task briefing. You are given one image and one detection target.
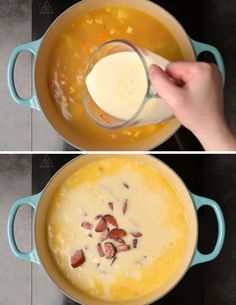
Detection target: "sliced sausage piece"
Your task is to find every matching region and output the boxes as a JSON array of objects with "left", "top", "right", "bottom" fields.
[
  {"left": 100, "top": 228, "right": 110, "bottom": 241},
  {"left": 123, "top": 199, "right": 128, "bottom": 215},
  {"left": 117, "top": 238, "right": 126, "bottom": 245},
  {"left": 131, "top": 231, "right": 143, "bottom": 238},
  {"left": 104, "top": 242, "right": 117, "bottom": 259},
  {"left": 133, "top": 238, "right": 138, "bottom": 248},
  {"left": 108, "top": 202, "right": 113, "bottom": 210},
  {"left": 104, "top": 214, "right": 118, "bottom": 227},
  {"left": 71, "top": 249, "right": 85, "bottom": 268},
  {"left": 81, "top": 222, "right": 92, "bottom": 230},
  {"left": 109, "top": 228, "right": 126, "bottom": 239},
  {"left": 95, "top": 217, "right": 107, "bottom": 232},
  {"left": 131, "top": 231, "right": 142, "bottom": 238},
  {"left": 97, "top": 243, "right": 105, "bottom": 257},
  {"left": 117, "top": 244, "right": 131, "bottom": 252}
]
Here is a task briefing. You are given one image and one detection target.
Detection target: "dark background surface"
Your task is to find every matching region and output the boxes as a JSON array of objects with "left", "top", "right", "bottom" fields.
[
  {"left": 32, "top": 154, "right": 236, "bottom": 305},
  {"left": 32, "top": 0, "right": 236, "bottom": 151}
]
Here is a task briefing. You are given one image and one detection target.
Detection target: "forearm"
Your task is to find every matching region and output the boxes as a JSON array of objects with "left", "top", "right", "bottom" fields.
[{"left": 194, "top": 120, "right": 236, "bottom": 151}]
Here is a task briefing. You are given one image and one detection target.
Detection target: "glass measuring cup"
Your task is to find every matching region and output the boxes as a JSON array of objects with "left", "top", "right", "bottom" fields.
[{"left": 83, "top": 39, "right": 174, "bottom": 129}]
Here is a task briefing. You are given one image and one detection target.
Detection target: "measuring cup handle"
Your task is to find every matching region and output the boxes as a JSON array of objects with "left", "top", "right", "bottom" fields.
[
  {"left": 7, "top": 192, "right": 42, "bottom": 264},
  {"left": 7, "top": 39, "right": 42, "bottom": 110},
  {"left": 190, "top": 193, "right": 225, "bottom": 267},
  {"left": 191, "top": 39, "right": 225, "bottom": 84}
]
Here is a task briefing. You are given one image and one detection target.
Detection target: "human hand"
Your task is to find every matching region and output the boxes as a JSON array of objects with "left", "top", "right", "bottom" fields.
[{"left": 149, "top": 62, "right": 236, "bottom": 151}]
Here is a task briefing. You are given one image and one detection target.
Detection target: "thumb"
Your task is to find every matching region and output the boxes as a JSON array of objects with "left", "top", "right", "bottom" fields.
[{"left": 149, "top": 64, "right": 182, "bottom": 103}]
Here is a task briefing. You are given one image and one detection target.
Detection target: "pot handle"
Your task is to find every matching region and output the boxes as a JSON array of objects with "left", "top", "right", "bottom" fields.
[
  {"left": 7, "top": 192, "right": 42, "bottom": 264},
  {"left": 7, "top": 39, "right": 42, "bottom": 110},
  {"left": 190, "top": 193, "right": 225, "bottom": 267},
  {"left": 191, "top": 39, "right": 225, "bottom": 84}
]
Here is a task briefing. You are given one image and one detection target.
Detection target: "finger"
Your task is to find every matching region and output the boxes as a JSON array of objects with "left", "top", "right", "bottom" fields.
[
  {"left": 165, "top": 61, "right": 198, "bottom": 82},
  {"left": 149, "top": 64, "right": 182, "bottom": 101}
]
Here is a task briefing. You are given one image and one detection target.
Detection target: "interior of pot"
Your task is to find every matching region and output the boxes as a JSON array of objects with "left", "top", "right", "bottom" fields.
[
  {"left": 35, "top": 0, "right": 195, "bottom": 151},
  {"left": 35, "top": 154, "right": 197, "bottom": 305}
]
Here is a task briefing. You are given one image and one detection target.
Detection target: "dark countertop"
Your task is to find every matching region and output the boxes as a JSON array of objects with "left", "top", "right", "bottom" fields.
[
  {"left": 203, "top": 155, "right": 236, "bottom": 305},
  {"left": 204, "top": 0, "right": 236, "bottom": 131}
]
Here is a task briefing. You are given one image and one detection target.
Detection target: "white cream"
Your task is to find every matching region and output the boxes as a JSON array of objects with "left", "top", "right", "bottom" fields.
[{"left": 86, "top": 50, "right": 174, "bottom": 125}]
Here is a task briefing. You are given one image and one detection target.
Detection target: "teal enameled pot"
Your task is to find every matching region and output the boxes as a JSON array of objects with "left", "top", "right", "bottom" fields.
[
  {"left": 7, "top": 155, "right": 225, "bottom": 305},
  {"left": 7, "top": 0, "right": 225, "bottom": 151}
]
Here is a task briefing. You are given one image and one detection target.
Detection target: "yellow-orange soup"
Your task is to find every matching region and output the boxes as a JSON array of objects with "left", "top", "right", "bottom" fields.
[{"left": 48, "top": 7, "right": 183, "bottom": 147}]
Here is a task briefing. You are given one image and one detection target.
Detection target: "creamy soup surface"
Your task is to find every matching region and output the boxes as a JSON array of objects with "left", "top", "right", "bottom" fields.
[
  {"left": 47, "top": 159, "right": 189, "bottom": 301},
  {"left": 47, "top": 7, "right": 183, "bottom": 147}
]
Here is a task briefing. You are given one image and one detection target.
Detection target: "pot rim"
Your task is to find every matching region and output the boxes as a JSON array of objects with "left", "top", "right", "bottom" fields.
[
  {"left": 33, "top": 154, "right": 199, "bottom": 305},
  {"left": 33, "top": 0, "right": 196, "bottom": 151}
]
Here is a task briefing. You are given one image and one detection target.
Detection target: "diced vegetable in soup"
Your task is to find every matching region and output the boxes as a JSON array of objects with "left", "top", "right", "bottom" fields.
[
  {"left": 47, "top": 159, "right": 189, "bottom": 301},
  {"left": 47, "top": 7, "right": 183, "bottom": 147}
]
